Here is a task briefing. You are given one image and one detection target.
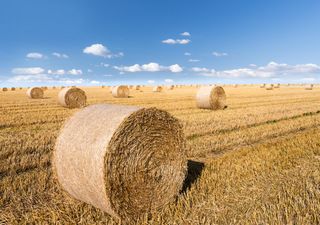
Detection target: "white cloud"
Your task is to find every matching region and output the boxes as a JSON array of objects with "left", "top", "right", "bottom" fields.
[
  {"left": 162, "top": 39, "right": 190, "bottom": 45},
  {"left": 48, "top": 69, "right": 65, "bottom": 75},
  {"left": 184, "top": 52, "right": 191, "bottom": 56},
  {"left": 165, "top": 79, "right": 173, "bottom": 83},
  {"left": 103, "top": 74, "right": 113, "bottom": 77},
  {"left": 169, "top": 64, "right": 183, "bottom": 73},
  {"left": 83, "top": 43, "right": 110, "bottom": 57},
  {"left": 180, "top": 32, "right": 191, "bottom": 36},
  {"left": 189, "top": 59, "right": 200, "bottom": 62},
  {"left": 114, "top": 62, "right": 183, "bottom": 73},
  {"left": 147, "top": 80, "right": 155, "bottom": 84},
  {"left": 26, "top": 52, "right": 44, "bottom": 59},
  {"left": 12, "top": 67, "right": 45, "bottom": 75},
  {"left": 9, "top": 74, "right": 52, "bottom": 82},
  {"left": 83, "top": 43, "right": 123, "bottom": 58},
  {"left": 90, "top": 80, "right": 100, "bottom": 84},
  {"left": 212, "top": 51, "right": 228, "bottom": 57},
  {"left": 52, "top": 52, "right": 69, "bottom": 58},
  {"left": 249, "top": 64, "right": 257, "bottom": 67},
  {"left": 191, "top": 62, "right": 320, "bottom": 78},
  {"left": 68, "top": 69, "right": 83, "bottom": 75}
]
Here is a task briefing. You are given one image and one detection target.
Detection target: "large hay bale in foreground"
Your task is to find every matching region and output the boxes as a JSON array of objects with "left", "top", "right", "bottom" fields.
[
  {"left": 2, "top": 87, "right": 8, "bottom": 92},
  {"left": 112, "top": 85, "right": 129, "bottom": 98},
  {"left": 196, "top": 86, "right": 227, "bottom": 110},
  {"left": 58, "top": 87, "right": 87, "bottom": 108},
  {"left": 53, "top": 104, "right": 187, "bottom": 221},
  {"left": 153, "top": 86, "right": 163, "bottom": 92},
  {"left": 305, "top": 84, "right": 313, "bottom": 90},
  {"left": 265, "top": 84, "right": 274, "bottom": 90},
  {"left": 26, "top": 87, "right": 44, "bottom": 99}
]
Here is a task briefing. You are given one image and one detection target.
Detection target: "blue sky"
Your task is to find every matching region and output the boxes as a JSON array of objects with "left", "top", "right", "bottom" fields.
[{"left": 1, "top": 0, "right": 320, "bottom": 87}]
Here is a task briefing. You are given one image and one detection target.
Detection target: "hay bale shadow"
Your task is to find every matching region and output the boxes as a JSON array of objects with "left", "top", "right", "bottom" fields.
[{"left": 181, "top": 160, "right": 204, "bottom": 193}]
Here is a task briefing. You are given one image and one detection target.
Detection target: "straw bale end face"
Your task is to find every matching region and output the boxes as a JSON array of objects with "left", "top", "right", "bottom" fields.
[
  {"left": 53, "top": 104, "right": 187, "bottom": 222},
  {"left": 27, "top": 87, "right": 44, "bottom": 99},
  {"left": 58, "top": 87, "right": 87, "bottom": 108},
  {"left": 196, "top": 86, "right": 227, "bottom": 110},
  {"left": 112, "top": 85, "right": 130, "bottom": 98}
]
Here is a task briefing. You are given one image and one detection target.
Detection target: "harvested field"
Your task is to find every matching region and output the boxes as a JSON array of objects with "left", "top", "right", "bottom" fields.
[{"left": 1, "top": 85, "right": 320, "bottom": 224}]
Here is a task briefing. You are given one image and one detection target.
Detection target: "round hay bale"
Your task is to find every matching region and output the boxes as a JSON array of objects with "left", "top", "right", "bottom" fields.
[
  {"left": 101, "top": 85, "right": 105, "bottom": 88},
  {"left": 153, "top": 86, "right": 163, "bottom": 92},
  {"left": 233, "top": 84, "right": 238, "bottom": 88},
  {"left": 19, "top": 87, "right": 23, "bottom": 90},
  {"left": 260, "top": 84, "right": 266, "bottom": 88},
  {"left": 42, "top": 86, "right": 48, "bottom": 91},
  {"left": 26, "top": 87, "right": 44, "bottom": 99},
  {"left": 305, "top": 84, "right": 313, "bottom": 90},
  {"left": 2, "top": 87, "right": 8, "bottom": 92},
  {"left": 167, "top": 85, "right": 174, "bottom": 90},
  {"left": 52, "top": 86, "right": 56, "bottom": 89},
  {"left": 265, "top": 84, "right": 273, "bottom": 90},
  {"left": 112, "top": 85, "right": 129, "bottom": 98},
  {"left": 11, "top": 87, "right": 16, "bottom": 91},
  {"left": 134, "top": 85, "right": 140, "bottom": 90},
  {"left": 196, "top": 86, "right": 227, "bottom": 110},
  {"left": 58, "top": 87, "right": 87, "bottom": 108},
  {"left": 53, "top": 104, "right": 187, "bottom": 221},
  {"left": 274, "top": 83, "right": 280, "bottom": 88}
]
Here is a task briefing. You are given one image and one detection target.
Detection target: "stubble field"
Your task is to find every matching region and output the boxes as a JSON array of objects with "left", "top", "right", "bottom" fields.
[{"left": 1, "top": 85, "right": 320, "bottom": 224}]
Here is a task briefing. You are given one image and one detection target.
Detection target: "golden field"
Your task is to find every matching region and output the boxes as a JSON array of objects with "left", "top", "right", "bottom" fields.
[{"left": 1, "top": 85, "right": 320, "bottom": 224}]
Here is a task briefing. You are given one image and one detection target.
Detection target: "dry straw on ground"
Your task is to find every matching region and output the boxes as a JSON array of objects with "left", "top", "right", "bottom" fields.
[
  {"left": 153, "top": 86, "right": 163, "bottom": 92},
  {"left": 26, "top": 87, "right": 44, "bottom": 99},
  {"left": 58, "top": 87, "right": 87, "bottom": 108},
  {"left": 53, "top": 104, "right": 187, "bottom": 222},
  {"left": 112, "top": 85, "right": 129, "bottom": 98},
  {"left": 196, "top": 86, "right": 227, "bottom": 110}
]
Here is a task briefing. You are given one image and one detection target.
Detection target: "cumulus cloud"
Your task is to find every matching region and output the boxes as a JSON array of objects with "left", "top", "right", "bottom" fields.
[
  {"left": 212, "top": 51, "right": 228, "bottom": 57},
  {"left": 83, "top": 43, "right": 110, "bottom": 57},
  {"left": 180, "top": 32, "right": 191, "bottom": 36},
  {"left": 114, "top": 62, "right": 183, "bottom": 73},
  {"left": 12, "top": 67, "right": 45, "bottom": 75},
  {"left": 26, "top": 52, "right": 44, "bottom": 59},
  {"left": 162, "top": 39, "right": 190, "bottom": 45},
  {"left": 68, "top": 69, "right": 83, "bottom": 75},
  {"left": 191, "top": 62, "right": 320, "bottom": 78},
  {"left": 83, "top": 43, "right": 123, "bottom": 58},
  {"left": 52, "top": 52, "right": 69, "bottom": 58},
  {"left": 165, "top": 79, "right": 173, "bottom": 83}
]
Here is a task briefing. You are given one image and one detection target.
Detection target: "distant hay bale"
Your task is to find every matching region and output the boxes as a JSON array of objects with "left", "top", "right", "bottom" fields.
[
  {"left": 274, "top": 83, "right": 280, "bottom": 88},
  {"left": 129, "top": 85, "right": 134, "bottom": 89},
  {"left": 61, "top": 86, "right": 65, "bottom": 89},
  {"left": 58, "top": 87, "right": 87, "bottom": 108},
  {"left": 196, "top": 86, "right": 227, "bottom": 110},
  {"left": 11, "top": 87, "right": 16, "bottom": 91},
  {"left": 2, "top": 87, "right": 8, "bottom": 92},
  {"left": 101, "top": 85, "right": 105, "bottom": 88},
  {"left": 53, "top": 104, "right": 187, "bottom": 221},
  {"left": 134, "top": 85, "right": 140, "bottom": 90},
  {"left": 42, "top": 86, "right": 48, "bottom": 91},
  {"left": 19, "top": 87, "right": 23, "bottom": 90},
  {"left": 153, "top": 86, "right": 163, "bottom": 92},
  {"left": 305, "top": 84, "right": 314, "bottom": 90},
  {"left": 167, "top": 85, "right": 174, "bottom": 90},
  {"left": 265, "top": 84, "right": 273, "bottom": 90},
  {"left": 112, "top": 85, "right": 129, "bottom": 98},
  {"left": 52, "top": 86, "right": 56, "bottom": 89},
  {"left": 233, "top": 84, "right": 238, "bottom": 88},
  {"left": 27, "top": 87, "right": 44, "bottom": 99},
  {"left": 260, "top": 84, "right": 266, "bottom": 88}
]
